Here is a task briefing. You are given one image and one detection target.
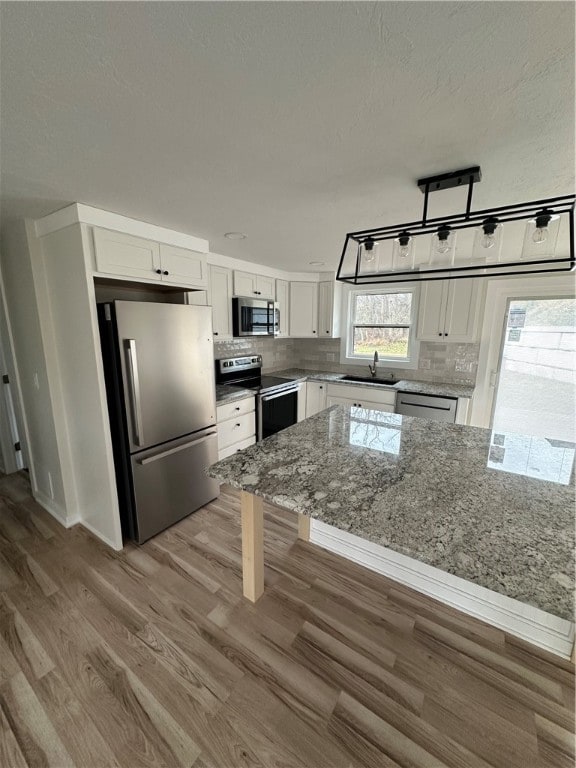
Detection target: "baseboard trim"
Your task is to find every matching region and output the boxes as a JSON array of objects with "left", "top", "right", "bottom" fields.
[
  {"left": 80, "top": 519, "right": 123, "bottom": 551},
  {"left": 33, "top": 490, "right": 71, "bottom": 527},
  {"left": 311, "top": 520, "right": 574, "bottom": 659}
]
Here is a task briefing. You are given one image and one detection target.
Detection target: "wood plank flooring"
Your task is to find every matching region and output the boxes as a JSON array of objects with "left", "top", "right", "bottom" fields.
[{"left": 0, "top": 470, "right": 574, "bottom": 767}]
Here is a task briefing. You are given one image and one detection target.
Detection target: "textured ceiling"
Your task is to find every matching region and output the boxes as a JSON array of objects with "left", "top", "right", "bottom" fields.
[{"left": 1, "top": 2, "right": 574, "bottom": 271}]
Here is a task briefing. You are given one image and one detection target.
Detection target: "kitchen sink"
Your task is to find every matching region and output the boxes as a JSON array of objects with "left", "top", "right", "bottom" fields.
[{"left": 341, "top": 374, "right": 399, "bottom": 385}]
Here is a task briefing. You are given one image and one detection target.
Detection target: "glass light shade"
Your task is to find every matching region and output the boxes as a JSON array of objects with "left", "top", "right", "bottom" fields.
[
  {"left": 429, "top": 230, "right": 456, "bottom": 266},
  {"left": 392, "top": 236, "right": 415, "bottom": 271},
  {"left": 521, "top": 215, "right": 560, "bottom": 260},
  {"left": 472, "top": 223, "right": 502, "bottom": 262}
]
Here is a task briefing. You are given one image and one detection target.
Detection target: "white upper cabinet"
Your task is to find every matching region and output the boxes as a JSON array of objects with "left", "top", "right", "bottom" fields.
[
  {"left": 318, "top": 280, "right": 341, "bottom": 338},
  {"left": 92, "top": 227, "right": 207, "bottom": 289},
  {"left": 289, "top": 281, "right": 319, "bottom": 337},
  {"left": 209, "top": 265, "right": 233, "bottom": 340},
  {"left": 93, "top": 228, "right": 161, "bottom": 281},
  {"left": 275, "top": 279, "right": 290, "bottom": 337},
  {"left": 233, "top": 270, "right": 275, "bottom": 300},
  {"left": 417, "top": 279, "right": 480, "bottom": 343},
  {"left": 158, "top": 244, "right": 207, "bottom": 288},
  {"left": 443, "top": 279, "right": 480, "bottom": 342}
]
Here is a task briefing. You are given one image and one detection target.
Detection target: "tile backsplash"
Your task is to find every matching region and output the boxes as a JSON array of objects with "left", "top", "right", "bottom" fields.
[{"left": 214, "top": 337, "right": 479, "bottom": 385}]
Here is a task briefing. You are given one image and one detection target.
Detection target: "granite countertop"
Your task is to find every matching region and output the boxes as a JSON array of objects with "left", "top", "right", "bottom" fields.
[
  {"left": 215, "top": 384, "right": 257, "bottom": 405},
  {"left": 271, "top": 368, "right": 474, "bottom": 399},
  {"left": 209, "top": 405, "right": 575, "bottom": 620}
]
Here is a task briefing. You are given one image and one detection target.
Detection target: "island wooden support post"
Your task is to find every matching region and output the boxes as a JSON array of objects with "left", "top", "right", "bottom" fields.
[
  {"left": 298, "top": 514, "right": 310, "bottom": 542},
  {"left": 240, "top": 491, "right": 264, "bottom": 602}
]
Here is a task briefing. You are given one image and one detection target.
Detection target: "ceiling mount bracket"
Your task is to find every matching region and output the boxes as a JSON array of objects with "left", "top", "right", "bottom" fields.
[{"left": 417, "top": 166, "right": 482, "bottom": 193}]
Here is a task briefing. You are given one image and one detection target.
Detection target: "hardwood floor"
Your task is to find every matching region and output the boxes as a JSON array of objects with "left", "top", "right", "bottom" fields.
[{"left": 0, "top": 471, "right": 574, "bottom": 768}]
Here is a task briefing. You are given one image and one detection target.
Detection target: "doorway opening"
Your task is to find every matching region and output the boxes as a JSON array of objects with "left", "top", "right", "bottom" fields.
[{"left": 488, "top": 297, "right": 575, "bottom": 484}]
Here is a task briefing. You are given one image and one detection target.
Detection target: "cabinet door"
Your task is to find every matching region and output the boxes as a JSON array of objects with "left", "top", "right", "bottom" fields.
[
  {"left": 234, "top": 271, "right": 258, "bottom": 297},
  {"left": 209, "top": 265, "right": 233, "bottom": 340},
  {"left": 318, "top": 281, "right": 334, "bottom": 337},
  {"left": 306, "top": 381, "right": 327, "bottom": 417},
  {"left": 289, "top": 282, "right": 318, "bottom": 337},
  {"left": 416, "top": 280, "right": 448, "bottom": 341},
  {"left": 327, "top": 395, "right": 356, "bottom": 407},
  {"left": 256, "top": 275, "right": 276, "bottom": 301},
  {"left": 443, "top": 279, "right": 480, "bottom": 342},
  {"left": 275, "top": 279, "right": 290, "bottom": 337},
  {"left": 93, "top": 227, "right": 161, "bottom": 281},
  {"left": 159, "top": 245, "right": 208, "bottom": 288}
]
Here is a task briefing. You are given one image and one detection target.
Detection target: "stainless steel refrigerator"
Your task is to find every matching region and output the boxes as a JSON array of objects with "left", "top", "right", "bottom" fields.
[{"left": 98, "top": 300, "right": 219, "bottom": 543}]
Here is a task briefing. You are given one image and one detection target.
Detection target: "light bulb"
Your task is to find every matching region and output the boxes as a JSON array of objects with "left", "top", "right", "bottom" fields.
[
  {"left": 481, "top": 233, "right": 496, "bottom": 249},
  {"left": 532, "top": 227, "right": 548, "bottom": 244},
  {"left": 435, "top": 237, "right": 451, "bottom": 254},
  {"left": 398, "top": 244, "right": 411, "bottom": 259}
]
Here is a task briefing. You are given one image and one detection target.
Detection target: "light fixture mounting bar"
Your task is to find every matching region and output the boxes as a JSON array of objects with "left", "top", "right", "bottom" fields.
[{"left": 418, "top": 166, "right": 482, "bottom": 224}]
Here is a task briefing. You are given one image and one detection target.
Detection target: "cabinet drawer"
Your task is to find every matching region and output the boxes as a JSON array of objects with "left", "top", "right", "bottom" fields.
[
  {"left": 218, "top": 412, "right": 256, "bottom": 450},
  {"left": 326, "top": 383, "right": 396, "bottom": 406},
  {"left": 217, "top": 396, "right": 255, "bottom": 423},
  {"left": 218, "top": 436, "right": 256, "bottom": 461}
]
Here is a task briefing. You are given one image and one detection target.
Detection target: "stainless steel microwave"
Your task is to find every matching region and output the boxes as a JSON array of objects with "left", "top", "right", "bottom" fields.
[{"left": 232, "top": 297, "right": 279, "bottom": 337}]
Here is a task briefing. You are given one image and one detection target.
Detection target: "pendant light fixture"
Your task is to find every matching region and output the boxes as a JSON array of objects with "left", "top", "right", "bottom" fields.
[{"left": 336, "top": 167, "right": 575, "bottom": 284}]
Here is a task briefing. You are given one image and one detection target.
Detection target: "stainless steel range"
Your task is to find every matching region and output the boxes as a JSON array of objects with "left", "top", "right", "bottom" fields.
[{"left": 215, "top": 356, "right": 301, "bottom": 441}]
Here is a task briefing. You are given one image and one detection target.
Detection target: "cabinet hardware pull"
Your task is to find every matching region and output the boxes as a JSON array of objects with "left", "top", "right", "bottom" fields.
[
  {"left": 214, "top": 331, "right": 219, "bottom": 335},
  {"left": 444, "top": 332, "right": 448, "bottom": 336},
  {"left": 163, "top": 270, "right": 169, "bottom": 275},
  {"left": 235, "top": 423, "right": 241, "bottom": 427},
  {"left": 438, "top": 332, "right": 442, "bottom": 336},
  {"left": 155, "top": 269, "right": 162, "bottom": 274},
  {"left": 235, "top": 406, "right": 240, "bottom": 410},
  {"left": 313, "top": 330, "right": 316, "bottom": 334}
]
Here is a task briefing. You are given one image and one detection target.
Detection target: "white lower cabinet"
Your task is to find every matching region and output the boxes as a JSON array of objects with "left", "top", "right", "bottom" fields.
[
  {"left": 326, "top": 383, "right": 396, "bottom": 412},
  {"left": 297, "top": 382, "right": 307, "bottom": 422},
  {"left": 216, "top": 397, "right": 256, "bottom": 460},
  {"left": 306, "top": 381, "right": 327, "bottom": 417}
]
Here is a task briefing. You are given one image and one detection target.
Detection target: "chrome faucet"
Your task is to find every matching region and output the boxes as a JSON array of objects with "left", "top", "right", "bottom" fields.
[{"left": 367, "top": 351, "right": 379, "bottom": 378}]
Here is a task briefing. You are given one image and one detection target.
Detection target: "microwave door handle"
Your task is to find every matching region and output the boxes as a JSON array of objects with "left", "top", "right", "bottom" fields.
[{"left": 124, "top": 339, "right": 144, "bottom": 446}]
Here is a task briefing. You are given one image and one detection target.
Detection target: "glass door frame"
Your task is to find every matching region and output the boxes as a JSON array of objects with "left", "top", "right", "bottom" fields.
[{"left": 470, "top": 275, "right": 575, "bottom": 429}]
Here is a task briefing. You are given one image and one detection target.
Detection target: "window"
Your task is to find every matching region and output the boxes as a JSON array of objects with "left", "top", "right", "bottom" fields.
[{"left": 346, "top": 288, "right": 418, "bottom": 363}]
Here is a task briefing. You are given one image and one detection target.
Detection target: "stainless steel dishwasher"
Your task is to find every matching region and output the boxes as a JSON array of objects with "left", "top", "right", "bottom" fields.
[{"left": 395, "top": 392, "right": 458, "bottom": 423}]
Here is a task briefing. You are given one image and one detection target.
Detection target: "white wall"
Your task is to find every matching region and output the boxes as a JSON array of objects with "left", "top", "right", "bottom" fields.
[{"left": 0, "top": 221, "right": 69, "bottom": 516}]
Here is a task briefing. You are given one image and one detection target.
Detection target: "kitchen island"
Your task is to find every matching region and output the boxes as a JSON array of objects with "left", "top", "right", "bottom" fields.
[{"left": 208, "top": 406, "right": 574, "bottom": 651}]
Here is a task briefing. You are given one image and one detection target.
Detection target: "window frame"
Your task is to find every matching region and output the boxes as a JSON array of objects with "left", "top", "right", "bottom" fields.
[{"left": 340, "top": 284, "right": 420, "bottom": 369}]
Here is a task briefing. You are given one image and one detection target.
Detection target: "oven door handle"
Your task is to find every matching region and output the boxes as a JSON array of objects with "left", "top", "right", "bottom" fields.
[{"left": 260, "top": 385, "right": 301, "bottom": 402}]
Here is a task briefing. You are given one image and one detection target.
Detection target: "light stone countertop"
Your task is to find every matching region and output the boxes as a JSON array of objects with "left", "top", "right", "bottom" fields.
[
  {"left": 270, "top": 368, "right": 475, "bottom": 400},
  {"left": 215, "top": 384, "right": 257, "bottom": 405},
  {"left": 209, "top": 405, "right": 575, "bottom": 620}
]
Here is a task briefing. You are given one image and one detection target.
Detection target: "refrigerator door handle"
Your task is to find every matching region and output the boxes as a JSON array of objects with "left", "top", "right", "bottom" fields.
[
  {"left": 137, "top": 430, "right": 218, "bottom": 465},
  {"left": 124, "top": 339, "right": 145, "bottom": 447}
]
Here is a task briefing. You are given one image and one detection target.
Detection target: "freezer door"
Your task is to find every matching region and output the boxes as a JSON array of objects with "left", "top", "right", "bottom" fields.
[
  {"left": 114, "top": 301, "right": 216, "bottom": 451},
  {"left": 131, "top": 428, "right": 219, "bottom": 543}
]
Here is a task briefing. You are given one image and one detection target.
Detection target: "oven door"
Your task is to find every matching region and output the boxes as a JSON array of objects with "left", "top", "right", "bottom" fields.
[
  {"left": 234, "top": 299, "right": 278, "bottom": 337},
  {"left": 258, "top": 386, "right": 300, "bottom": 440}
]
